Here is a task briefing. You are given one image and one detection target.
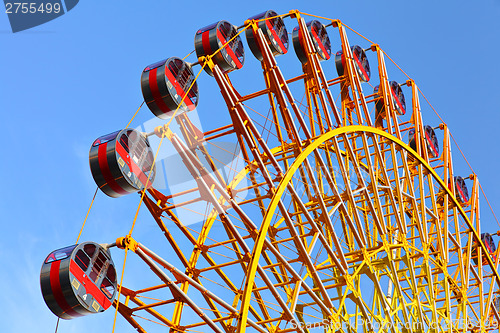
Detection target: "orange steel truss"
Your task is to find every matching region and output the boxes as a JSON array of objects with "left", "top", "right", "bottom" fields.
[{"left": 110, "top": 10, "right": 500, "bottom": 333}]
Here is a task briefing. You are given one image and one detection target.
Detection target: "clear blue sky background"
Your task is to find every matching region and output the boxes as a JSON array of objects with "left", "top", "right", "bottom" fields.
[{"left": 1, "top": 1, "right": 499, "bottom": 332}]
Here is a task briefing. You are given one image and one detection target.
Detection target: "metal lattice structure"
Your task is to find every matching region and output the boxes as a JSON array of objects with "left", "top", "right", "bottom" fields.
[{"left": 53, "top": 10, "right": 500, "bottom": 333}]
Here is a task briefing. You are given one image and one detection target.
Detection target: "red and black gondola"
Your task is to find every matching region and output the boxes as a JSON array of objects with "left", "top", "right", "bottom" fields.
[
  {"left": 334, "top": 45, "right": 371, "bottom": 82},
  {"left": 409, "top": 125, "right": 440, "bottom": 158},
  {"left": 472, "top": 233, "right": 497, "bottom": 265},
  {"left": 141, "top": 57, "right": 199, "bottom": 119},
  {"left": 374, "top": 80, "right": 406, "bottom": 117},
  {"left": 89, "top": 128, "right": 155, "bottom": 198},
  {"left": 245, "top": 10, "right": 288, "bottom": 61},
  {"left": 452, "top": 175, "right": 469, "bottom": 204},
  {"left": 40, "top": 242, "right": 117, "bottom": 319},
  {"left": 292, "top": 20, "right": 331, "bottom": 64},
  {"left": 195, "top": 20, "right": 245, "bottom": 76}
]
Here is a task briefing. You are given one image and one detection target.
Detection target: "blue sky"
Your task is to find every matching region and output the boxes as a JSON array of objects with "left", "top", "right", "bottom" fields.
[{"left": 1, "top": 0, "right": 499, "bottom": 332}]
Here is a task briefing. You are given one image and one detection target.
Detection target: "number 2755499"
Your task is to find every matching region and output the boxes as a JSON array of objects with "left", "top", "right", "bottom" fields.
[{"left": 5, "top": 2, "right": 62, "bottom": 14}]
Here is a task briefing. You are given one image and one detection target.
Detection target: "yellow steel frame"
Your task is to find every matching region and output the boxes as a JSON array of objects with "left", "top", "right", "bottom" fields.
[{"left": 108, "top": 10, "right": 499, "bottom": 333}]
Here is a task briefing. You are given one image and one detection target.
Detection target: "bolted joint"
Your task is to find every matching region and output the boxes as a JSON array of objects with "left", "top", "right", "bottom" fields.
[
  {"left": 244, "top": 19, "right": 258, "bottom": 31},
  {"left": 331, "top": 19, "right": 341, "bottom": 28},
  {"left": 186, "top": 267, "right": 201, "bottom": 278},
  {"left": 274, "top": 171, "right": 284, "bottom": 182},
  {"left": 197, "top": 56, "right": 206, "bottom": 64},
  {"left": 116, "top": 235, "right": 139, "bottom": 252},
  {"left": 242, "top": 252, "right": 252, "bottom": 263},
  {"left": 154, "top": 124, "right": 174, "bottom": 139},
  {"left": 288, "top": 9, "right": 300, "bottom": 19},
  {"left": 154, "top": 125, "right": 165, "bottom": 138},
  {"left": 116, "top": 237, "right": 127, "bottom": 249}
]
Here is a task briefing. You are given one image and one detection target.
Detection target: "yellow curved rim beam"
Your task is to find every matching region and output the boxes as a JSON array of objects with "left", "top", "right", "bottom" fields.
[{"left": 237, "top": 125, "right": 500, "bottom": 332}]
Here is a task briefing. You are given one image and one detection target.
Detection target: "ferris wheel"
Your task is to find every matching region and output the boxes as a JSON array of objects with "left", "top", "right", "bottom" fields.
[{"left": 40, "top": 9, "right": 500, "bottom": 333}]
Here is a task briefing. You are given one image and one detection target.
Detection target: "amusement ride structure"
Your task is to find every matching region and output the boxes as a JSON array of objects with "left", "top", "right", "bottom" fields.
[{"left": 41, "top": 10, "right": 500, "bottom": 333}]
